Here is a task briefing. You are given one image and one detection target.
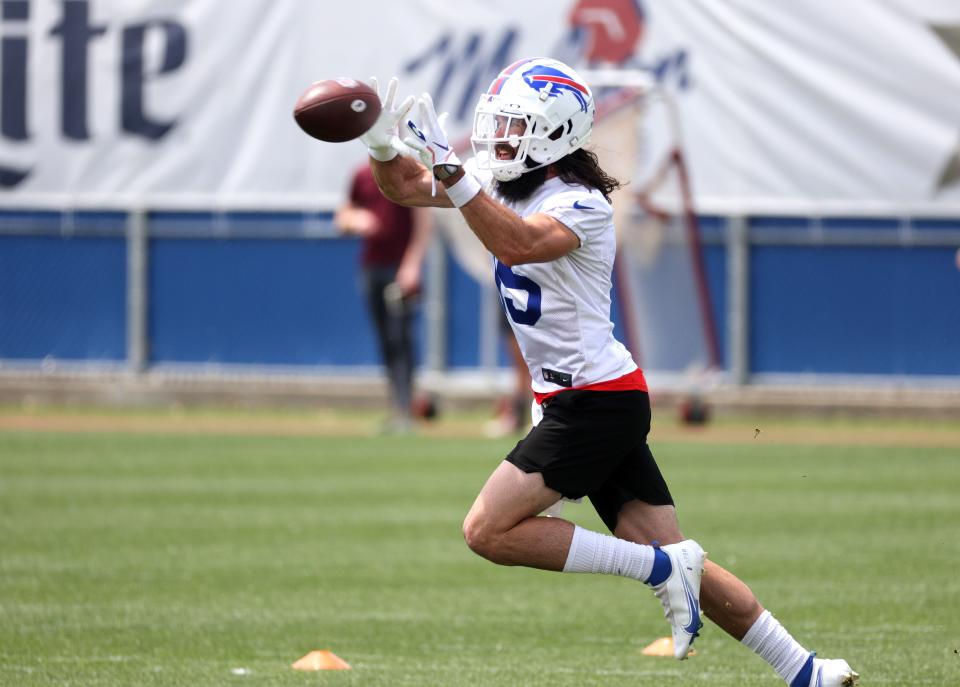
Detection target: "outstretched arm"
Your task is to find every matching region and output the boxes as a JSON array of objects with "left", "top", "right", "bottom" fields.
[
  {"left": 403, "top": 94, "right": 578, "bottom": 266},
  {"left": 370, "top": 156, "right": 453, "bottom": 208},
  {"left": 442, "top": 170, "right": 578, "bottom": 266},
  {"left": 357, "top": 77, "right": 453, "bottom": 209}
]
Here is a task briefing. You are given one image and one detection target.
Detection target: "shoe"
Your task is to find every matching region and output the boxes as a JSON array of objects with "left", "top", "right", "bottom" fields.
[
  {"left": 807, "top": 657, "right": 860, "bottom": 687},
  {"left": 650, "top": 539, "right": 705, "bottom": 659},
  {"left": 482, "top": 415, "right": 519, "bottom": 438},
  {"left": 377, "top": 415, "right": 414, "bottom": 436}
]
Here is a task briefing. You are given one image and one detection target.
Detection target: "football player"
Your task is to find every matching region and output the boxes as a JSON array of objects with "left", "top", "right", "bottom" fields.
[{"left": 359, "top": 58, "right": 858, "bottom": 687}]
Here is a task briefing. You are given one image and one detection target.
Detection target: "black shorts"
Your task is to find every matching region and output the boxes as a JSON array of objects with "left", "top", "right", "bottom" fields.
[{"left": 505, "top": 389, "right": 674, "bottom": 532}]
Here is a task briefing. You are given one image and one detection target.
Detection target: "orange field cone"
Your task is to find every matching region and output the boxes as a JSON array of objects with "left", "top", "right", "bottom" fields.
[
  {"left": 641, "top": 636, "right": 697, "bottom": 657},
  {"left": 291, "top": 649, "right": 352, "bottom": 671}
]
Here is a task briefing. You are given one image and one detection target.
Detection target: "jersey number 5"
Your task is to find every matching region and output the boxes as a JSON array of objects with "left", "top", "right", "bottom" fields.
[{"left": 495, "top": 260, "right": 542, "bottom": 326}]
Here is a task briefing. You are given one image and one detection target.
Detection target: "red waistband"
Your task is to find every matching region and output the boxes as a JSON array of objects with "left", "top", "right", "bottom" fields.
[{"left": 533, "top": 367, "right": 648, "bottom": 405}]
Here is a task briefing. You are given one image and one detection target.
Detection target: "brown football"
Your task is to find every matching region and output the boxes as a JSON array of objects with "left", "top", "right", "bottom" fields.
[{"left": 293, "top": 78, "right": 381, "bottom": 143}]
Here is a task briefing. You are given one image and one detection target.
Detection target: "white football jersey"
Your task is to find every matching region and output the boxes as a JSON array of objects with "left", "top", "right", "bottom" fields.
[{"left": 463, "top": 158, "right": 638, "bottom": 395}]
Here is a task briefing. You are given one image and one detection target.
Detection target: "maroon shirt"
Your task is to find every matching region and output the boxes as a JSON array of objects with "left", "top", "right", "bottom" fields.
[{"left": 349, "top": 166, "right": 414, "bottom": 267}]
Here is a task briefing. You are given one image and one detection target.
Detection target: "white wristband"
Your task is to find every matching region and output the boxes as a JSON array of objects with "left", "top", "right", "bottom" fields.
[
  {"left": 444, "top": 172, "right": 482, "bottom": 208},
  {"left": 367, "top": 145, "right": 398, "bottom": 162}
]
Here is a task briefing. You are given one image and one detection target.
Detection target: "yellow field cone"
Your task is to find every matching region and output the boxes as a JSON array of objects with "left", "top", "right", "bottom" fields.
[
  {"left": 291, "top": 649, "right": 352, "bottom": 671},
  {"left": 641, "top": 636, "right": 697, "bottom": 657}
]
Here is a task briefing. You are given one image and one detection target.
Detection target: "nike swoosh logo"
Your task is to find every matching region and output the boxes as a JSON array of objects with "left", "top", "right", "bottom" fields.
[
  {"left": 679, "top": 568, "right": 701, "bottom": 635},
  {"left": 407, "top": 121, "right": 426, "bottom": 141},
  {"left": 433, "top": 141, "right": 449, "bottom": 151},
  {"left": 573, "top": 200, "right": 593, "bottom": 210}
]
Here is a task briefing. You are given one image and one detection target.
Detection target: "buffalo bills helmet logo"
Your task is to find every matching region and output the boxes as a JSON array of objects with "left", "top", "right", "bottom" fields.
[{"left": 520, "top": 65, "right": 590, "bottom": 112}]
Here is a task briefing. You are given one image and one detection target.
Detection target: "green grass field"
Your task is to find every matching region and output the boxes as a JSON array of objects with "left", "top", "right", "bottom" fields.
[{"left": 1, "top": 419, "right": 958, "bottom": 686}]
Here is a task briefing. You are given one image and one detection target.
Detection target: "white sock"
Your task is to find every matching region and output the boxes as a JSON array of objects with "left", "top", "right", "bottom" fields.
[
  {"left": 741, "top": 610, "right": 811, "bottom": 684},
  {"left": 562, "top": 525, "right": 655, "bottom": 581}
]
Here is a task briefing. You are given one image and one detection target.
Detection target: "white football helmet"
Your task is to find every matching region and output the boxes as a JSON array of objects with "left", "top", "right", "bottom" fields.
[{"left": 471, "top": 57, "right": 595, "bottom": 181}]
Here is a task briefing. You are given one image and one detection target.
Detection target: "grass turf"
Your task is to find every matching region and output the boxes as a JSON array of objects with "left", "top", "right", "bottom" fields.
[{"left": 1, "top": 427, "right": 958, "bottom": 686}]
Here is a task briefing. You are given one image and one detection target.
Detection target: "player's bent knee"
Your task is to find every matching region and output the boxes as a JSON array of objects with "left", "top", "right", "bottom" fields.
[{"left": 461, "top": 513, "right": 504, "bottom": 562}]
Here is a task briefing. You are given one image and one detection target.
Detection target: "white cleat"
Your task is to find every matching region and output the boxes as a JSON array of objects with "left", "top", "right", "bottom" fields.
[
  {"left": 807, "top": 658, "right": 860, "bottom": 687},
  {"left": 650, "top": 539, "right": 705, "bottom": 659}
]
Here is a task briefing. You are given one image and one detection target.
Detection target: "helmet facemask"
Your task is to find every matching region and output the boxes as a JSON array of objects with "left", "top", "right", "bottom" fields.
[
  {"left": 471, "top": 102, "right": 534, "bottom": 181},
  {"left": 472, "top": 98, "right": 558, "bottom": 182}
]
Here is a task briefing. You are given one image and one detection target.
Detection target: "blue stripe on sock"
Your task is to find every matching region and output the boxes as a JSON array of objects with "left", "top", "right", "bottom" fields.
[
  {"left": 790, "top": 653, "right": 815, "bottom": 687},
  {"left": 646, "top": 549, "right": 671, "bottom": 586}
]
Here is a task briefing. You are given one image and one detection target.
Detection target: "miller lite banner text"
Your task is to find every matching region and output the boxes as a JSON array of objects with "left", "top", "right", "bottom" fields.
[{"left": 1, "top": 0, "right": 959, "bottom": 209}]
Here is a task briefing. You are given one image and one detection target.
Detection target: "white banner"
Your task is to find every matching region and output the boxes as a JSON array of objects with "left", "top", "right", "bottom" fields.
[
  {"left": 1, "top": 0, "right": 958, "bottom": 210},
  {"left": 642, "top": 0, "right": 960, "bottom": 211}
]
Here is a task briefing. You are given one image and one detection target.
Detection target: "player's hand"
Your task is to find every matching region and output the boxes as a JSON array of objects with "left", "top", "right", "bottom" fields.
[
  {"left": 360, "top": 77, "right": 415, "bottom": 162},
  {"left": 336, "top": 207, "right": 379, "bottom": 237},
  {"left": 404, "top": 93, "right": 461, "bottom": 172}
]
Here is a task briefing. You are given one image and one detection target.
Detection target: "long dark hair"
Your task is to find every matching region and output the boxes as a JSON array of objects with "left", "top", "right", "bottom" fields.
[{"left": 494, "top": 148, "right": 622, "bottom": 204}]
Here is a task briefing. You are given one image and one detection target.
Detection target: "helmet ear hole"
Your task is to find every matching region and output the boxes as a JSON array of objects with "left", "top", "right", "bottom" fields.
[{"left": 548, "top": 120, "right": 573, "bottom": 141}]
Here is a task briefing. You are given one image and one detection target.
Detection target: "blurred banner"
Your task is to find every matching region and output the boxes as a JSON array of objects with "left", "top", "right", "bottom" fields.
[{"left": 1, "top": 0, "right": 958, "bottom": 207}]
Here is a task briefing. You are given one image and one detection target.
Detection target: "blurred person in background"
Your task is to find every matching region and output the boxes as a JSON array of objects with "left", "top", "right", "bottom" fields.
[{"left": 336, "top": 164, "right": 433, "bottom": 433}]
